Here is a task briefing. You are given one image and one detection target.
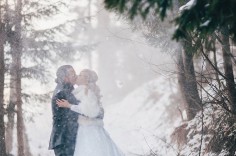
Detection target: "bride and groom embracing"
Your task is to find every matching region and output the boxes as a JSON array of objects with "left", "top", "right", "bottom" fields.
[{"left": 48, "top": 65, "right": 124, "bottom": 156}]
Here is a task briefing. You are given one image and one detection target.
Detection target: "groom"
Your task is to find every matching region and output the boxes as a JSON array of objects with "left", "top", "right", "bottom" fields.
[{"left": 49, "top": 65, "right": 79, "bottom": 156}]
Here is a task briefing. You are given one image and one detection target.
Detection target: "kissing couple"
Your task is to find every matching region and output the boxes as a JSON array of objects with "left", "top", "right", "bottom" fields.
[{"left": 48, "top": 65, "right": 125, "bottom": 156}]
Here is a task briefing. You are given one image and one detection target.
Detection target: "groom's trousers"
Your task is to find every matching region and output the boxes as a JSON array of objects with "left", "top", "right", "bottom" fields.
[{"left": 54, "top": 144, "right": 75, "bottom": 156}]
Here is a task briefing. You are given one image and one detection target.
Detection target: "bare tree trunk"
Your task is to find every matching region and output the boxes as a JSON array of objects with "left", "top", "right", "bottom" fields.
[
  {"left": 0, "top": 33, "right": 7, "bottom": 156},
  {"left": 5, "top": 51, "right": 18, "bottom": 154},
  {"left": 213, "top": 47, "right": 221, "bottom": 88},
  {"left": 5, "top": 105, "right": 15, "bottom": 155},
  {"left": 16, "top": 36, "right": 24, "bottom": 156},
  {"left": 176, "top": 44, "right": 188, "bottom": 120},
  {"left": 205, "top": 36, "right": 217, "bottom": 80},
  {"left": 5, "top": 2, "right": 17, "bottom": 152},
  {"left": 174, "top": 0, "right": 201, "bottom": 120},
  {"left": 176, "top": 40, "right": 201, "bottom": 121},
  {"left": 14, "top": 0, "right": 24, "bottom": 155},
  {"left": 5, "top": 84, "right": 16, "bottom": 154},
  {"left": 220, "top": 26, "right": 236, "bottom": 113},
  {"left": 23, "top": 122, "right": 32, "bottom": 156},
  {"left": 16, "top": 82, "right": 24, "bottom": 156},
  {"left": 6, "top": 24, "right": 18, "bottom": 156},
  {"left": 4, "top": 0, "right": 17, "bottom": 153},
  {"left": 0, "top": 4, "right": 7, "bottom": 156},
  {"left": 181, "top": 39, "right": 201, "bottom": 120}
]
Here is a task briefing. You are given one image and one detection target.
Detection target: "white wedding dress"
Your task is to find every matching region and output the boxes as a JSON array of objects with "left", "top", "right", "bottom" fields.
[{"left": 70, "top": 85, "right": 125, "bottom": 156}]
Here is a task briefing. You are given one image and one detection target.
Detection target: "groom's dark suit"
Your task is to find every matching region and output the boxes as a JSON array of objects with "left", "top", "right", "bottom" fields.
[{"left": 49, "top": 83, "right": 79, "bottom": 156}]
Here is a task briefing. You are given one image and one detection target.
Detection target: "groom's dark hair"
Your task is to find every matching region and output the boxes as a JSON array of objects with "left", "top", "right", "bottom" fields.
[{"left": 55, "top": 65, "right": 73, "bottom": 84}]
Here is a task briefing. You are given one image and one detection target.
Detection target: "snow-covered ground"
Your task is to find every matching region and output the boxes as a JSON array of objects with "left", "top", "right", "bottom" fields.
[
  {"left": 19, "top": 76, "right": 181, "bottom": 156},
  {"left": 104, "top": 77, "right": 181, "bottom": 156}
]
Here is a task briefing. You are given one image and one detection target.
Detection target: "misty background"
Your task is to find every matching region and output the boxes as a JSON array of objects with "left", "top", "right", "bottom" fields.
[
  {"left": 1, "top": 0, "right": 183, "bottom": 155},
  {"left": 22, "top": 0, "right": 179, "bottom": 155},
  {"left": 2, "top": 0, "right": 236, "bottom": 155}
]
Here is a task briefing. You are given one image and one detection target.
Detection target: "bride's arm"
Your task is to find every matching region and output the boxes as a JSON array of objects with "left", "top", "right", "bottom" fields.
[
  {"left": 56, "top": 99, "right": 84, "bottom": 115},
  {"left": 74, "top": 89, "right": 101, "bottom": 118},
  {"left": 56, "top": 99, "right": 104, "bottom": 119},
  {"left": 57, "top": 88, "right": 101, "bottom": 118}
]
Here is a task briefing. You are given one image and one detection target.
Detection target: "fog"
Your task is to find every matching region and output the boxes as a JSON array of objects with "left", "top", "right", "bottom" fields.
[
  {"left": 4, "top": 0, "right": 179, "bottom": 155},
  {"left": 2, "top": 0, "right": 233, "bottom": 156},
  {"left": 33, "top": 0, "right": 176, "bottom": 104}
]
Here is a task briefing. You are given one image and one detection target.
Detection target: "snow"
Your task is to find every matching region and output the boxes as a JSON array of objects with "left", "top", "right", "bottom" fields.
[
  {"left": 179, "top": 107, "right": 228, "bottom": 156},
  {"left": 104, "top": 77, "right": 180, "bottom": 155},
  {"left": 179, "top": 0, "right": 197, "bottom": 12},
  {"left": 200, "top": 20, "right": 211, "bottom": 27},
  {"left": 12, "top": 76, "right": 181, "bottom": 156}
]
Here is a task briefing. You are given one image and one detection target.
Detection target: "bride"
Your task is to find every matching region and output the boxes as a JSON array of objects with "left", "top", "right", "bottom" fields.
[{"left": 56, "top": 69, "right": 125, "bottom": 156}]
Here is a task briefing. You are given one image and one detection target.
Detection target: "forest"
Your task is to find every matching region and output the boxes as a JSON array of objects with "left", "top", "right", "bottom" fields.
[{"left": 1, "top": 0, "right": 236, "bottom": 156}]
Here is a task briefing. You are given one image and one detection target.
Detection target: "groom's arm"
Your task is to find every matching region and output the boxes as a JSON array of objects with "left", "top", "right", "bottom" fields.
[
  {"left": 56, "top": 91, "right": 67, "bottom": 100},
  {"left": 52, "top": 91, "right": 69, "bottom": 120}
]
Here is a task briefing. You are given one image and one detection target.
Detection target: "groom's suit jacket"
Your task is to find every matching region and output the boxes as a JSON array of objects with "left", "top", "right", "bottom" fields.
[{"left": 49, "top": 83, "right": 79, "bottom": 150}]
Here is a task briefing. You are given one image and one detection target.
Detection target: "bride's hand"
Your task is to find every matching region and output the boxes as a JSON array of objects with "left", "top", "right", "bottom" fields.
[{"left": 56, "top": 99, "right": 71, "bottom": 108}]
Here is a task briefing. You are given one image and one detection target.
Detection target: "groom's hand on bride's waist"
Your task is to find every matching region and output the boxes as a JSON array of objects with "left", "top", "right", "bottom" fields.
[{"left": 56, "top": 99, "right": 72, "bottom": 108}]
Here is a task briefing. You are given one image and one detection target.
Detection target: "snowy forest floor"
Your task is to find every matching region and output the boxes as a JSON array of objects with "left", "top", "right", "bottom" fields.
[{"left": 11, "top": 76, "right": 181, "bottom": 156}]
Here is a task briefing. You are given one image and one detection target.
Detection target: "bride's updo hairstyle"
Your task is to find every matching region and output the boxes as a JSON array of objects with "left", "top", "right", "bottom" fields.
[{"left": 81, "top": 69, "right": 102, "bottom": 104}]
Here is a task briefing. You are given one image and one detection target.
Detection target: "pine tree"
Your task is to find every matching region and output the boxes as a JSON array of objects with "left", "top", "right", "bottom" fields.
[
  {"left": 0, "top": 0, "right": 7, "bottom": 155},
  {"left": 104, "top": 0, "right": 236, "bottom": 41},
  {"left": 220, "top": 26, "right": 236, "bottom": 112},
  {"left": 4, "top": 0, "right": 88, "bottom": 155},
  {"left": 0, "top": 5, "right": 7, "bottom": 156}
]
